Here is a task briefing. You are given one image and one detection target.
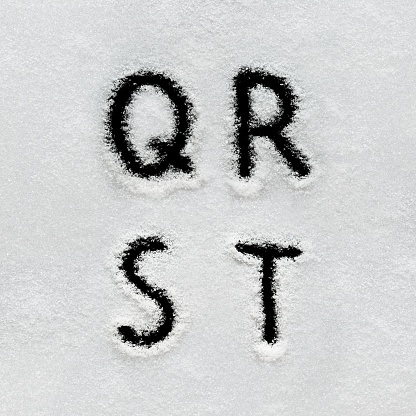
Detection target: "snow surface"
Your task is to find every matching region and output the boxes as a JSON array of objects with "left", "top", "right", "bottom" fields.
[{"left": 1, "top": 0, "right": 415, "bottom": 414}]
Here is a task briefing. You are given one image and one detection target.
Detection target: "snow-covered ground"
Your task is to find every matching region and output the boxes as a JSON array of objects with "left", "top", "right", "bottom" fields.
[{"left": 1, "top": 1, "right": 415, "bottom": 414}]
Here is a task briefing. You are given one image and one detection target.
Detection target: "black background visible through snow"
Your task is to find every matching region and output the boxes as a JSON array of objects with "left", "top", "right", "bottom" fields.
[
  {"left": 106, "top": 71, "right": 195, "bottom": 179},
  {"left": 233, "top": 68, "right": 311, "bottom": 179},
  {"left": 117, "top": 236, "right": 176, "bottom": 348},
  {"left": 236, "top": 242, "right": 302, "bottom": 344}
]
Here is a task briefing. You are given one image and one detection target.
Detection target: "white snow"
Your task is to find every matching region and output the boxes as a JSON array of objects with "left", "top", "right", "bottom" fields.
[{"left": 0, "top": 0, "right": 415, "bottom": 414}]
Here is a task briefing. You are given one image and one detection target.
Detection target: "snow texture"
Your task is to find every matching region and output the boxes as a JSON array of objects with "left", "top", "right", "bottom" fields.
[{"left": 1, "top": 0, "right": 415, "bottom": 415}]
